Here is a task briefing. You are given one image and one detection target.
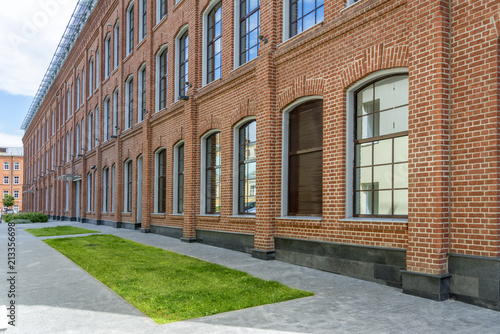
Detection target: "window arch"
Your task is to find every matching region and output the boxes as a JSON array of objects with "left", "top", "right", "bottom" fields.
[
  {"left": 125, "top": 75, "right": 134, "bottom": 129},
  {"left": 138, "top": 63, "right": 146, "bottom": 122},
  {"left": 156, "top": 46, "right": 168, "bottom": 111},
  {"left": 233, "top": 118, "right": 256, "bottom": 215},
  {"left": 204, "top": 1, "right": 222, "bottom": 85},
  {"left": 154, "top": 148, "right": 167, "bottom": 213},
  {"left": 176, "top": 27, "right": 189, "bottom": 100},
  {"left": 173, "top": 141, "right": 184, "bottom": 214},
  {"left": 346, "top": 70, "right": 409, "bottom": 218},
  {"left": 201, "top": 130, "right": 221, "bottom": 214},
  {"left": 124, "top": 159, "right": 133, "bottom": 212},
  {"left": 127, "top": 2, "right": 135, "bottom": 54},
  {"left": 103, "top": 166, "right": 109, "bottom": 212}
]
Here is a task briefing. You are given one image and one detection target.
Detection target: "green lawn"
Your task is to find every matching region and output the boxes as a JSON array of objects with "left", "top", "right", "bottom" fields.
[
  {"left": 26, "top": 225, "right": 101, "bottom": 237},
  {"left": 45, "top": 235, "right": 313, "bottom": 324}
]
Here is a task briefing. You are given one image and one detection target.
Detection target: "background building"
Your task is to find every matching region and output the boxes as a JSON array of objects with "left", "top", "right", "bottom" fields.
[
  {"left": 21, "top": 0, "right": 500, "bottom": 311},
  {"left": 0, "top": 147, "right": 24, "bottom": 212}
]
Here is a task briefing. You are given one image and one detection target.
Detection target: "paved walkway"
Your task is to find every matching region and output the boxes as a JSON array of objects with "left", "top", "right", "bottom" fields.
[{"left": 1, "top": 220, "right": 500, "bottom": 334}]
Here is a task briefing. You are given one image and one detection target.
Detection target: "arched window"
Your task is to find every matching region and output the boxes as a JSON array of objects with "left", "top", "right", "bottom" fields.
[
  {"left": 177, "top": 29, "right": 189, "bottom": 98},
  {"left": 155, "top": 148, "right": 167, "bottom": 213},
  {"left": 103, "top": 167, "right": 109, "bottom": 212},
  {"left": 236, "top": 120, "right": 256, "bottom": 215},
  {"left": 125, "top": 76, "right": 134, "bottom": 129},
  {"left": 174, "top": 142, "right": 184, "bottom": 214},
  {"left": 288, "top": 100, "right": 323, "bottom": 216},
  {"left": 203, "top": 132, "right": 221, "bottom": 214},
  {"left": 124, "top": 159, "right": 133, "bottom": 212},
  {"left": 353, "top": 74, "right": 409, "bottom": 217},
  {"left": 105, "top": 34, "right": 111, "bottom": 78},
  {"left": 127, "top": 2, "right": 135, "bottom": 54},
  {"left": 87, "top": 172, "right": 93, "bottom": 212},
  {"left": 237, "top": 0, "right": 260, "bottom": 66},
  {"left": 157, "top": 47, "right": 168, "bottom": 111},
  {"left": 206, "top": 2, "right": 222, "bottom": 84}
]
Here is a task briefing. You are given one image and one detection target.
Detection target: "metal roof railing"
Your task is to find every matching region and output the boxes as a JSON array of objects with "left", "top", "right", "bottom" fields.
[{"left": 21, "top": 0, "right": 98, "bottom": 131}]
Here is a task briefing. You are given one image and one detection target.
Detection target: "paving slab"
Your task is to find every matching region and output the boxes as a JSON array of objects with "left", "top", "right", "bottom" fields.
[{"left": 1, "top": 220, "right": 500, "bottom": 333}]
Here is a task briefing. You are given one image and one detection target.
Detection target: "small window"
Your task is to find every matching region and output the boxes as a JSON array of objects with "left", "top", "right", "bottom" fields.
[
  {"left": 14, "top": 162, "right": 19, "bottom": 170},
  {"left": 124, "top": 160, "right": 133, "bottom": 212},
  {"left": 139, "top": 0, "right": 147, "bottom": 40},
  {"left": 157, "top": 0, "right": 167, "bottom": 22},
  {"left": 14, "top": 177, "right": 19, "bottom": 185},
  {"left": 3, "top": 191, "right": 8, "bottom": 197},
  {"left": 236, "top": 120, "right": 256, "bottom": 215},
  {"left": 103, "top": 167, "right": 109, "bottom": 212},
  {"left": 4, "top": 162, "right": 9, "bottom": 170},
  {"left": 238, "top": 0, "right": 260, "bottom": 66},
  {"left": 113, "top": 89, "right": 119, "bottom": 135},
  {"left": 138, "top": 65, "right": 146, "bottom": 122},
  {"left": 13, "top": 205, "right": 19, "bottom": 213},
  {"left": 105, "top": 34, "right": 111, "bottom": 78},
  {"left": 155, "top": 149, "right": 167, "bottom": 213},
  {"left": 14, "top": 191, "right": 19, "bottom": 199},
  {"left": 87, "top": 172, "right": 93, "bottom": 212},
  {"left": 114, "top": 21, "right": 120, "bottom": 68}
]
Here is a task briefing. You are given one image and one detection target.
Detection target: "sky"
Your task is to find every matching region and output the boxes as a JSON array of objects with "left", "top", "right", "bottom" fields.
[{"left": 0, "top": 0, "right": 78, "bottom": 148}]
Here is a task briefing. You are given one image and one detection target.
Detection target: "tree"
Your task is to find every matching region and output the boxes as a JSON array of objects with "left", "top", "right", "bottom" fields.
[{"left": 3, "top": 194, "right": 15, "bottom": 208}]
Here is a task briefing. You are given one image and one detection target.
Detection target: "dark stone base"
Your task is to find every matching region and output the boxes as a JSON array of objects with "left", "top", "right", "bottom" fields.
[
  {"left": 140, "top": 228, "right": 151, "bottom": 233},
  {"left": 251, "top": 249, "right": 276, "bottom": 260},
  {"left": 401, "top": 271, "right": 451, "bottom": 301},
  {"left": 196, "top": 229, "right": 254, "bottom": 253},
  {"left": 150, "top": 225, "right": 183, "bottom": 238},
  {"left": 120, "top": 222, "right": 141, "bottom": 230},
  {"left": 275, "top": 237, "right": 406, "bottom": 287},
  {"left": 82, "top": 218, "right": 99, "bottom": 225},
  {"left": 181, "top": 237, "right": 197, "bottom": 243},
  {"left": 449, "top": 254, "right": 500, "bottom": 311},
  {"left": 101, "top": 220, "right": 120, "bottom": 228},
  {"left": 61, "top": 216, "right": 71, "bottom": 221},
  {"left": 69, "top": 217, "right": 77, "bottom": 221}
]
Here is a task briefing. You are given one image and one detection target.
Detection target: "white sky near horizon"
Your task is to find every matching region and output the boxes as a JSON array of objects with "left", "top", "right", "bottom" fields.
[{"left": 0, "top": 0, "right": 78, "bottom": 147}]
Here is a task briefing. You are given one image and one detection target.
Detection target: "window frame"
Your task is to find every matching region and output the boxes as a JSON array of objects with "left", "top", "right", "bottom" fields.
[
  {"left": 103, "top": 167, "right": 109, "bottom": 213},
  {"left": 138, "top": 64, "right": 147, "bottom": 122},
  {"left": 4, "top": 162, "right": 9, "bottom": 170},
  {"left": 201, "top": 130, "right": 222, "bottom": 215},
  {"left": 114, "top": 21, "right": 120, "bottom": 68},
  {"left": 157, "top": 0, "right": 167, "bottom": 23},
  {"left": 125, "top": 76, "right": 134, "bottom": 129},
  {"left": 104, "top": 96, "right": 110, "bottom": 140},
  {"left": 105, "top": 33, "right": 111, "bottom": 78},
  {"left": 154, "top": 148, "right": 167, "bottom": 213},
  {"left": 173, "top": 141, "right": 185, "bottom": 214},
  {"left": 284, "top": 0, "right": 324, "bottom": 40},
  {"left": 203, "top": 0, "right": 222, "bottom": 86},
  {"left": 127, "top": 2, "right": 135, "bottom": 55},
  {"left": 139, "top": 0, "right": 147, "bottom": 41},
  {"left": 232, "top": 117, "right": 257, "bottom": 216},
  {"left": 124, "top": 159, "right": 133, "bottom": 213},
  {"left": 156, "top": 46, "right": 168, "bottom": 111},
  {"left": 14, "top": 162, "right": 19, "bottom": 170},
  {"left": 89, "top": 57, "right": 94, "bottom": 95},
  {"left": 234, "top": 0, "right": 260, "bottom": 68},
  {"left": 14, "top": 176, "right": 19, "bottom": 185},
  {"left": 113, "top": 88, "right": 119, "bottom": 135},
  {"left": 3, "top": 176, "right": 9, "bottom": 184},
  {"left": 87, "top": 172, "right": 93, "bottom": 212},
  {"left": 176, "top": 27, "right": 189, "bottom": 100},
  {"left": 345, "top": 68, "right": 409, "bottom": 220}
]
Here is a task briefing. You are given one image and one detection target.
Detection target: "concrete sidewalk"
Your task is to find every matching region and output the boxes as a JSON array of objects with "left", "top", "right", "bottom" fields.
[{"left": 1, "top": 220, "right": 500, "bottom": 334}]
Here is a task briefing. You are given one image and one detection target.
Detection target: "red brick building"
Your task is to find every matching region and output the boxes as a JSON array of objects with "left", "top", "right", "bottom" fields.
[
  {"left": 0, "top": 147, "right": 24, "bottom": 213},
  {"left": 22, "top": 0, "right": 500, "bottom": 310}
]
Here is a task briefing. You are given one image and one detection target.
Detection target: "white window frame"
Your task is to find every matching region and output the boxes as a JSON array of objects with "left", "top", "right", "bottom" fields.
[
  {"left": 233, "top": 0, "right": 260, "bottom": 68},
  {"left": 114, "top": 21, "right": 120, "bottom": 68},
  {"left": 126, "top": 2, "right": 135, "bottom": 55},
  {"left": 156, "top": 45, "right": 168, "bottom": 112},
  {"left": 174, "top": 25, "right": 189, "bottom": 102},
  {"left": 347, "top": 0, "right": 362, "bottom": 8},
  {"left": 345, "top": 67, "right": 408, "bottom": 219},
  {"left": 66, "top": 132, "right": 70, "bottom": 161},
  {"left": 104, "top": 96, "right": 110, "bottom": 140},
  {"left": 154, "top": 147, "right": 167, "bottom": 213},
  {"left": 232, "top": 116, "right": 256, "bottom": 215},
  {"left": 3, "top": 191, "right": 8, "bottom": 197},
  {"left": 88, "top": 111, "right": 93, "bottom": 149},
  {"left": 202, "top": 0, "right": 222, "bottom": 86},
  {"left": 65, "top": 180, "right": 69, "bottom": 211},
  {"left": 103, "top": 167, "right": 109, "bottom": 212},
  {"left": 124, "top": 159, "right": 133, "bottom": 213},
  {"left": 105, "top": 34, "right": 111, "bottom": 78},
  {"left": 95, "top": 105, "right": 99, "bottom": 146},
  {"left": 76, "top": 123, "right": 80, "bottom": 154},
  {"left": 87, "top": 172, "right": 93, "bottom": 212},
  {"left": 125, "top": 75, "right": 134, "bottom": 129},
  {"left": 111, "top": 164, "right": 116, "bottom": 212},
  {"left": 139, "top": 0, "right": 147, "bottom": 41},
  {"left": 14, "top": 191, "right": 19, "bottom": 199},
  {"left": 200, "top": 129, "right": 221, "bottom": 215},
  {"left": 283, "top": 0, "right": 325, "bottom": 41},
  {"left": 95, "top": 48, "right": 100, "bottom": 89},
  {"left": 280, "top": 96, "right": 323, "bottom": 218},
  {"left": 14, "top": 162, "right": 19, "bottom": 170},
  {"left": 14, "top": 176, "right": 19, "bottom": 185},
  {"left": 89, "top": 57, "right": 94, "bottom": 95},
  {"left": 138, "top": 63, "right": 146, "bottom": 122},
  {"left": 172, "top": 141, "right": 185, "bottom": 214},
  {"left": 76, "top": 75, "right": 81, "bottom": 106},
  {"left": 81, "top": 119, "right": 85, "bottom": 151},
  {"left": 113, "top": 88, "right": 119, "bottom": 135},
  {"left": 4, "top": 162, "right": 9, "bottom": 170},
  {"left": 156, "top": 0, "right": 167, "bottom": 23}
]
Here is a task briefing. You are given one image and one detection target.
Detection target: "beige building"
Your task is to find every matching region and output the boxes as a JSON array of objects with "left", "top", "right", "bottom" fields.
[{"left": 0, "top": 147, "right": 23, "bottom": 213}]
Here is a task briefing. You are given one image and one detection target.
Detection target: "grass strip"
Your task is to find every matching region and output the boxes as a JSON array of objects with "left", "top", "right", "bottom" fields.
[
  {"left": 45, "top": 234, "right": 313, "bottom": 323},
  {"left": 26, "top": 225, "right": 101, "bottom": 237}
]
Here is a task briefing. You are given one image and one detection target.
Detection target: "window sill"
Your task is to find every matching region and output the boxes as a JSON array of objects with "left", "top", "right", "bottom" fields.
[
  {"left": 198, "top": 214, "right": 221, "bottom": 217},
  {"left": 170, "top": 213, "right": 183, "bottom": 217},
  {"left": 228, "top": 215, "right": 255, "bottom": 219},
  {"left": 339, "top": 217, "right": 408, "bottom": 223},
  {"left": 277, "top": 216, "right": 323, "bottom": 221},
  {"left": 151, "top": 213, "right": 166, "bottom": 217}
]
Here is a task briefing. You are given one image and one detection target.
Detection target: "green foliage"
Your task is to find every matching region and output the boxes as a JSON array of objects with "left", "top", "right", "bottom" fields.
[
  {"left": 3, "top": 212, "right": 49, "bottom": 223},
  {"left": 2, "top": 194, "right": 15, "bottom": 208},
  {"left": 45, "top": 235, "right": 313, "bottom": 324},
  {"left": 12, "top": 219, "right": 32, "bottom": 224},
  {"left": 26, "top": 225, "right": 100, "bottom": 237}
]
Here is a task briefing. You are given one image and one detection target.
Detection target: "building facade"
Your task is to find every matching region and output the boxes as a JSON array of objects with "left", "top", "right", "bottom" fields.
[
  {"left": 1, "top": 147, "right": 24, "bottom": 213},
  {"left": 22, "top": 0, "right": 500, "bottom": 310}
]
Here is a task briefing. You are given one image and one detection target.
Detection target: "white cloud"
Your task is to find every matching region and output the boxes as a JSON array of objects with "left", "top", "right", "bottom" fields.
[
  {"left": 0, "top": 132, "right": 23, "bottom": 147},
  {"left": 0, "top": 0, "right": 76, "bottom": 96}
]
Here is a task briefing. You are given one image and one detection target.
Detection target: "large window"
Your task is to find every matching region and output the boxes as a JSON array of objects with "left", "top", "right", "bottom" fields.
[
  {"left": 174, "top": 143, "right": 184, "bottom": 214},
  {"left": 237, "top": 120, "right": 256, "bottom": 215},
  {"left": 353, "top": 74, "right": 408, "bottom": 217},
  {"left": 105, "top": 34, "right": 111, "bottom": 78},
  {"left": 87, "top": 172, "right": 93, "bottom": 212},
  {"left": 76, "top": 123, "right": 80, "bottom": 154},
  {"left": 287, "top": 100, "right": 323, "bottom": 216},
  {"left": 88, "top": 111, "right": 94, "bottom": 149},
  {"left": 177, "top": 30, "right": 189, "bottom": 99},
  {"left": 104, "top": 97, "right": 110, "bottom": 140},
  {"left": 94, "top": 105, "right": 99, "bottom": 146},
  {"left": 111, "top": 164, "right": 116, "bottom": 212},
  {"left": 206, "top": 2, "right": 222, "bottom": 84},
  {"left": 138, "top": 65, "right": 146, "bottom": 122},
  {"left": 157, "top": 47, "right": 168, "bottom": 110},
  {"left": 155, "top": 148, "right": 166, "bottom": 213},
  {"left": 288, "top": 0, "right": 324, "bottom": 38},
  {"left": 127, "top": 3, "right": 135, "bottom": 54},
  {"left": 76, "top": 75, "right": 81, "bottom": 106},
  {"left": 113, "top": 89, "right": 119, "bottom": 135},
  {"left": 126, "top": 77, "right": 134, "bottom": 129},
  {"left": 95, "top": 49, "right": 100, "bottom": 89},
  {"left": 157, "top": 0, "right": 167, "bottom": 22},
  {"left": 238, "top": 0, "right": 260, "bottom": 66},
  {"left": 124, "top": 160, "right": 133, "bottom": 212},
  {"left": 139, "top": 0, "right": 147, "bottom": 40},
  {"left": 89, "top": 57, "right": 94, "bottom": 95},
  {"left": 204, "top": 132, "right": 221, "bottom": 214}
]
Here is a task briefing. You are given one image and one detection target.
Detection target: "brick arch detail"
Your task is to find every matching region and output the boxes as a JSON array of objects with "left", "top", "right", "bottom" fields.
[
  {"left": 340, "top": 43, "right": 408, "bottom": 89},
  {"left": 229, "top": 98, "right": 257, "bottom": 127},
  {"left": 491, "top": 12, "right": 500, "bottom": 37},
  {"left": 277, "top": 76, "right": 325, "bottom": 111},
  {"left": 199, "top": 115, "right": 223, "bottom": 137}
]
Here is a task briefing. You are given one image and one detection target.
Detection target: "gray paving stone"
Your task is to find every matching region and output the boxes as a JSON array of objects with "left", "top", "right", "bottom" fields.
[{"left": 1, "top": 220, "right": 500, "bottom": 333}]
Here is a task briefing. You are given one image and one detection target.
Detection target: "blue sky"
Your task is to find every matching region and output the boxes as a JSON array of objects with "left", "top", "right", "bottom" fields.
[{"left": 0, "top": 1, "right": 77, "bottom": 147}]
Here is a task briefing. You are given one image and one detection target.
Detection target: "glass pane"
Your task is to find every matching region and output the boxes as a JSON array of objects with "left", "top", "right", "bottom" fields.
[
  {"left": 378, "top": 105, "right": 408, "bottom": 136},
  {"left": 375, "top": 76, "right": 402, "bottom": 111},
  {"left": 304, "top": 0, "right": 315, "bottom": 13},
  {"left": 394, "top": 136, "right": 408, "bottom": 162},
  {"left": 373, "top": 165, "right": 392, "bottom": 190},
  {"left": 394, "top": 163, "right": 408, "bottom": 188},
  {"left": 355, "top": 143, "right": 372, "bottom": 167},
  {"left": 374, "top": 190, "right": 392, "bottom": 215},
  {"left": 215, "top": 21, "right": 222, "bottom": 37},
  {"left": 356, "top": 85, "right": 373, "bottom": 116},
  {"left": 355, "top": 191, "right": 372, "bottom": 215},
  {"left": 393, "top": 189, "right": 408, "bottom": 215},
  {"left": 302, "top": 12, "right": 315, "bottom": 31},
  {"left": 356, "top": 114, "right": 373, "bottom": 139},
  {"left": 316, "top": 4, "right": 324, "bottom": 22},
  {"left": 355, "top": 167, "right": 372, "bottom": 190},
  {"left": 214, "top": 38, "right": 221, "bottom": 53},
  {"left": 373, "top": 139, "right": 392, "bottom": 165}
]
